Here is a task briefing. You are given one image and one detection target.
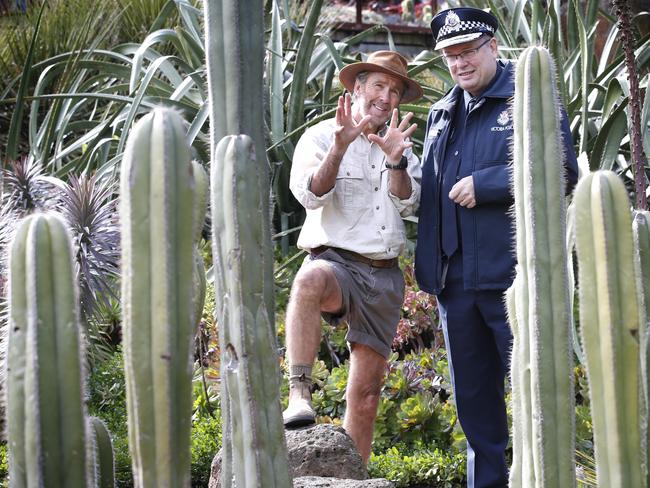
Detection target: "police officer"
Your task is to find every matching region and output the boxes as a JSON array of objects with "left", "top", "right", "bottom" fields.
[{"left": 415, "top": 8, "right": 579, "bottom": 487}]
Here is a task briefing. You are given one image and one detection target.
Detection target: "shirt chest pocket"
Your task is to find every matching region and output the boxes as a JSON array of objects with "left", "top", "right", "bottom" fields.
[{"left": 335, "top": 164, "right": 366, "bottom": 210}]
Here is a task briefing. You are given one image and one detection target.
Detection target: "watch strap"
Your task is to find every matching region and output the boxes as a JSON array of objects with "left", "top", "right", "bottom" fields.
[{"left": 385, "top": 155, "right": 408, "bottom": 170}]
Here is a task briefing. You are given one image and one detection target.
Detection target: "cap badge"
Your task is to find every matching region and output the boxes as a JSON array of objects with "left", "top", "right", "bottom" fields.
[{"left": 445, "top": 11, "right": 460, "bottom": 29}]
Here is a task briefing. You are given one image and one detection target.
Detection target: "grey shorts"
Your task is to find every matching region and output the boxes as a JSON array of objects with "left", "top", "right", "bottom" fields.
[{"left": 305, "top": 248, "right": 405, "bottom": 359}]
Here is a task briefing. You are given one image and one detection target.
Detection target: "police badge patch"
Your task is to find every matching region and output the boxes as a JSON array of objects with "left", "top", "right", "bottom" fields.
[
  {"left": 491, "top": 110, "right": 513, "bottom": 132},
  {"left": 445, "top": 10, "right": 460, "bottom": 27}
]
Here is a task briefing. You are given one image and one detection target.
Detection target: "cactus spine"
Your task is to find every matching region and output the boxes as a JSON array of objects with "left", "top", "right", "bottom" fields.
[
  {"left": 6, "top": 213, "right": 87, "bottom": 487},
  {"left": 86, "top": 416, "right": 115, "bottom": 488},
  {"left": 508, "top": 46, "right": 575, "bottom": 487},
  {"left": 574, "top": 170, "right": 644, "bottom": 487},
  {"left": 120, "top": 107, "right": 196, "bottom": 487},
  {"left": 211, "top": 135, "right": 291, "bottom": 487}
]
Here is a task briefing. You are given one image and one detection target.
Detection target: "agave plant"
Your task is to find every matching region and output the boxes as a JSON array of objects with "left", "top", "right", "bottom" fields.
[
  {"left": 0, "top": 162, "right": 119, "bottom": 364},
  {"left": 0, "top": 157, "right": 63, "bottom": 286},
  {"left": 56, "top": 173, "right": 120, "bottom": 358}
]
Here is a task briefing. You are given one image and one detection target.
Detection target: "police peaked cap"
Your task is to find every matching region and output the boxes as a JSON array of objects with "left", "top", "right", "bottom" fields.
[{"left": 430, "top": 7, "right": 498, "bottom": 50}]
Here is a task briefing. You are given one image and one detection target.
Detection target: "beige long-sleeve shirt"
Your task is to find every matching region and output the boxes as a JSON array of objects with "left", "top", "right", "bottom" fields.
[{"left": 290, "top": 118, "right": 421, "bottom": 260}]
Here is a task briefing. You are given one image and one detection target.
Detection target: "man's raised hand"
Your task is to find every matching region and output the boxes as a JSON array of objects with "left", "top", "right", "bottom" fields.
[
  {"left": 367, "top": 109, "right": 417, "bottom": 163},
  {"left": 334, "top": 93, "right": 371, "bottom": 148}
]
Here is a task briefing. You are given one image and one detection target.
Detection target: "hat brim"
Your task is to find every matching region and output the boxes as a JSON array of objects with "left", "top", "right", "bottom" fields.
[
  {"left": 435, "top": 32, "right": 483, "bottom": 50},
  {"left": 338, "top": 62, "right": 424, "bottom": 104}
]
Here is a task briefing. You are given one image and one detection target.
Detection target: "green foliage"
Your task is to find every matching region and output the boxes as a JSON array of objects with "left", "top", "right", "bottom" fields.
[
  {"left": 0, "top": 0, "right": 183, "bottom": 85},
  {"left": 374, "top": 350, "right": 456, "bottom": 452},
  {"left": 87, "top": 351, "right": 131, "bottom": 486},
  {"left": 312, "top": 360, "right": 349, "bottom": 420},
  {"left": 0, "top": 444, "right": 7, "bottom": 487},
  {"left": 190, "top": 413, "right": 222, "bottom": 487},
  {"left": 88, "top": 350, "right": 223, "bottom": 487},
  {"left": 368, "top": 443, "right": 466, "bottom": 488}
]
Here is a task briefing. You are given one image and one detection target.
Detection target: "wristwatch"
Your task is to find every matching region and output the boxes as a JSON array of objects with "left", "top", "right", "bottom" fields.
[{"left": 384, "top": 155, "right": 408, "bottom": 170}]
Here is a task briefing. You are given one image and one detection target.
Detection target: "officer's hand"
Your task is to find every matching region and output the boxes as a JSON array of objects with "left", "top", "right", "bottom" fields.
[
  {"left": 449, "top": 176, "right": 476, "bottom": 208},
  {"left": 368, "top": 109, "right": 417, "bottom": 163},
  {"left": 334, "top": 93, "right": 371, "bottom": 148}
]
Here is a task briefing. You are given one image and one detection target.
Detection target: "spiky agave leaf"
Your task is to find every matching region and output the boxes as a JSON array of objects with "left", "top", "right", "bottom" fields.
[
  {"left": 57, "top": 173, "right": 120, "bottom": 359},
  {"left": 0, "top": 157, "right": 64, "bottom": 294}
]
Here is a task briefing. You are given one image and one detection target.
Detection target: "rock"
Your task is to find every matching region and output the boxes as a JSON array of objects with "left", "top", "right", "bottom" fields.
[
  {"left": 293, "top": 476, "right": 395, "bottom": 488},
  {"left": 293, "top": 477, "right": 394, "bottom": 488},
  {"left": 208, "top": 452, "right": 221, "bottom": 488},
  {"left": 286, "top": 424, "right": 366, "bottom": 479},
  {"left": 209, "top": 424, "right": 394, "bottom": 487}
]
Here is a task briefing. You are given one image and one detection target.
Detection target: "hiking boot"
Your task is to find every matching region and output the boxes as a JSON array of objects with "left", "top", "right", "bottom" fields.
[{"left": 283, "top": 364, "right": 316, "bottom": 428}]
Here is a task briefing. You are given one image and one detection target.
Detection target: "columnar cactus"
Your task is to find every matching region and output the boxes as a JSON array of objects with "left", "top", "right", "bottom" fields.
[
  {"left": 203, "top": 0, "right": 274, "bottom": 322},
  {"left": 508, "top": 45, "right": 575, "bottom": 487},
  {"left": 120, "top": 107, "right": 196, "bottom": 487},
  {"left": 86, "top": 416, "right": 115, "bottom": 488},
  {"left": 574, "top": 170, "right": 645, "bottom": 487},
  {"left": 211, "top": 135, "right": 291, "bottom": 487},
  {"left": 5, "top": 213, "right": 87, "bottom": 488},
  {"left": 204, "top": 1, "right": 290, "bottom": 486},
  {"left": 191, "top": 160, "right": 209, "bottom": 327},
  {"left": 633, "top": 210, "right": 650, "bottom": 486}
]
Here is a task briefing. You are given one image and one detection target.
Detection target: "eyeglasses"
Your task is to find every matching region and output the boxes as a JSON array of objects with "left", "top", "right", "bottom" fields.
[{"left": 441, "top": 38, "right": 492, "bottom": 66}]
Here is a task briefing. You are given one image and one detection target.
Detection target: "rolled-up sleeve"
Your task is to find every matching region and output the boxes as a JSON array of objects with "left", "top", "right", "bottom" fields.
[
  {"left": 289, "top": 127, "right": 335, "bottom": 210},
  {"left": 389, "top": 149, "right": 421, "bottom": 217}
]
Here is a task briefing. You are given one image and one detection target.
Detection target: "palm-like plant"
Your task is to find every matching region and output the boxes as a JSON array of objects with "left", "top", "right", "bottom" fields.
[{"left": 57, "top": 174, "right": 120, "bottom": 359}]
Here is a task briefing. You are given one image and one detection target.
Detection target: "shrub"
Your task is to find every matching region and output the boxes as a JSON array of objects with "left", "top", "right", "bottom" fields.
[
  {"left": 87, "top": 350, "right": 222, "bottom": 487},
  {"left": 0, "top": 443, "right": 7, "bottom": 487},
  {"left": 368, "top": 443, "right": 466, "bottom": 488},
  {"left": 191, "top": 413, "right": 222, "bottom": 486}
]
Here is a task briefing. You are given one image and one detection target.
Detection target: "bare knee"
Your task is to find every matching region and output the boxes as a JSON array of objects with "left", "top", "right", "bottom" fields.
[{"left": 289, "top": 263, "right": 341, "bottom": 311}]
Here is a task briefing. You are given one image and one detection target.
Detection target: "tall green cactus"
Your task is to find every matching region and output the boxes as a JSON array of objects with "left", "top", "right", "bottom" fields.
[
  {"left": 120, "top": 107, "right": 196, "bottom": 487},
  {"left": 633, "top": 210, "right": 650, "bottom": 487},
  {"left": 574, "top": 170, "right": 645, "bottom": 487},
  {"left": 508, "top": 45, "right": 575, "bottom": 487},
  {"left": 211, "top": 135, "right": 291, "bottom": 488},
  {"left": 204, "top": 1, "right": 290, "bottom": 486},
  {"left": 6, "top": 213, "right": 87, "bottom": 488},
  {"left": 86, "top": 416, "right": 115, "bottom": 488},
  {"left": 191, "top": 160, "right": 209, "bottom": 327},
  {"left": 203, "top": 0, "right": 274, "bottom": 326}
]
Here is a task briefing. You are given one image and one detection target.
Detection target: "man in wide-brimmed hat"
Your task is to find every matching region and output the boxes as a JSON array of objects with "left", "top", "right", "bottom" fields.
[
  {"left": 415, "top": 7, "right": 579, "bottom": 487},
  {"left": 284, "top": 50, "right": 423, "bottom": 464}
]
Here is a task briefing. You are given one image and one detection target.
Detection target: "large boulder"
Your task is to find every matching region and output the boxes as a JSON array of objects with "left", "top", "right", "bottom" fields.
[
  {"left": 293, "top": 476, "right": 394, "bottom": 488},
  {"left": 286, "top": 424, "right": 366, "bottom": 479},
  {"left": 208, "top": 424, "right": 394, "bottom": 487}
]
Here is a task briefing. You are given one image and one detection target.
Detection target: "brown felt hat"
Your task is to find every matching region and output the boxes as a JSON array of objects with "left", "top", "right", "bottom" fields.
[{"left": 338, "top": 51, "right": 424, "bottom": 104}]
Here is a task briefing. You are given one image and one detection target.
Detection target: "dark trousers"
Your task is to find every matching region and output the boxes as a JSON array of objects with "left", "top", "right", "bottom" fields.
[{"left": 436, "top": 254, "right": 512, "bottom": 488}]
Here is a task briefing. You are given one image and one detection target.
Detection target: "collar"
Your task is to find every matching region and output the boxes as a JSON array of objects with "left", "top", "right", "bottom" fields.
[{"left": 432, "top": 59, "right": 514, "bottom": 113}]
